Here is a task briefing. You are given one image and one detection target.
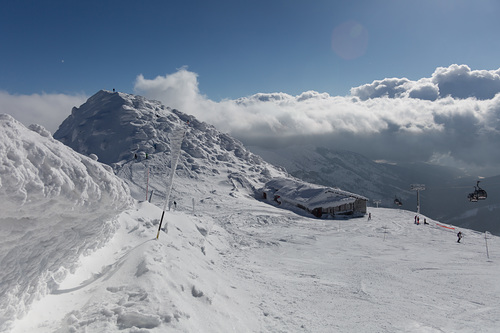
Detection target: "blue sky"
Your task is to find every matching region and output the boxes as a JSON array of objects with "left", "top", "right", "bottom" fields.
[{"left": 2, "top": 0, "right": 500, "bottom": 99}]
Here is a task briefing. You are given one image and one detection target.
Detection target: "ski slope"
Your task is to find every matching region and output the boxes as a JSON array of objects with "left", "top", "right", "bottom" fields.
[{"left": 7, "top": 160, "right": 500, "bottom": 332}]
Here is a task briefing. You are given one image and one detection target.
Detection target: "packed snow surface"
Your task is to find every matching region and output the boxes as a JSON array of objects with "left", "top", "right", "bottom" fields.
[{"left": 2, "top": 90, "right": 500, "bottom": 332}]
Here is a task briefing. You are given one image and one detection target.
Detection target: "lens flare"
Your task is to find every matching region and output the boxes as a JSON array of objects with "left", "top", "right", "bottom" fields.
[{"left": 331, "top": 20, "right": 369, "bottom": 60}]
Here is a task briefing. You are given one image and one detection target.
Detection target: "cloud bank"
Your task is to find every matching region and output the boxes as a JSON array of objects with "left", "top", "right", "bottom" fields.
[
  {"left": 2, "top": 65, "right": 499, "bottom": 176},
  {"left": 134, "top": 65, "right": 500, "bottom": 176},
  {"left": 351, "top": 64, "right": 500, "bottom": 101},
  {"left": 0, "top": 92, "right": 87, "bottom": 134}
]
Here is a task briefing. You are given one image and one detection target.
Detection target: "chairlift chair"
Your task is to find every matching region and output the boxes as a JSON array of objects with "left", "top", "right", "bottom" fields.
[{"left": 467, "top": 181, "right": 487, "bottom": 202}]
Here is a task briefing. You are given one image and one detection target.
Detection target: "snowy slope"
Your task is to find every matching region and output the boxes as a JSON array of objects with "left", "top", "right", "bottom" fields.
[
  {"left": 2, "top": 92, "right": 500, "bottom": 332},
  {"left": 9, "top": 196, "right": 500, "bottom": 332},
  {"left": 0, "top": 115, "right": 132, "bottom": 330},
  {"left": 10, "top": 199, "right": 262, "bottom": 333}
]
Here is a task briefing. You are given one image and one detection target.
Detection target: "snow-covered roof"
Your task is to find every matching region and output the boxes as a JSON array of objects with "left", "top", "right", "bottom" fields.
[{"left": 263, "top": 177, "right": 367, "bottom": 209}]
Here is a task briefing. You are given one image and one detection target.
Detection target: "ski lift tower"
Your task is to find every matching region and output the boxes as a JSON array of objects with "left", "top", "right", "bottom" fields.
[
  {"left": 373, "top": 200, "right": 381, "bottom": 208},
  {"left": 410, "top": 184, "right": 426, "bottom": 214}
]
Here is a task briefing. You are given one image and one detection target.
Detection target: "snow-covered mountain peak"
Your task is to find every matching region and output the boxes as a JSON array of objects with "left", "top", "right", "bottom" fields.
[
  {"left": 54, "top": 90, "right": 287, "bottom": 201},
  {"left": 54, "top": 90, "right": 177, "bottom": 165}
]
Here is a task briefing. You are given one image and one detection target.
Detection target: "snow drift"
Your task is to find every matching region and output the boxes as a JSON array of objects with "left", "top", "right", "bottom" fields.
[{"left": 0, "top": 114, "right": 132, "bottom": 329}]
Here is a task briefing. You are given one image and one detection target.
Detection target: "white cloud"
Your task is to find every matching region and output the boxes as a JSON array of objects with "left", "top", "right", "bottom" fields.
[
  {"left": 350, "top": 77, "right": 413, "bottom": 100},
  {"left": 351, "top": 64, "right": 500, "bottom": 101},
  {"left": 0, "top": 91, "right": 87, "bottom": 134},
  {"left": 432, "top": 64, "right": 500, "bottom": 100},
  {"left": 135, "top": 66, "right": 500, "bottom": 176},
  {"left": 134, "top": 67, "right": 204, "bottom": 114},
  {"left": 408, "top": 80, "right": 439, "bottom": 101}
]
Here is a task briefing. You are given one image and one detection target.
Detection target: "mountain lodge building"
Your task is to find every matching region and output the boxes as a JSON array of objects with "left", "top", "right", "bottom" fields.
[{"left": 261, "top": 178, "right": 368, "bottom": 218}]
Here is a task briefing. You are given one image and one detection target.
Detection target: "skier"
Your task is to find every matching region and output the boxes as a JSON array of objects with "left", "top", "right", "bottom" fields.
[
  {"left": 424, "top": 218, "right": 429, "bottom": 225},
  {"left": 457, "top": 231, "right": 463, "bottom": 243},
  {"left": 414, "top": 215, "right": 417, "bottom": 224},
  {"left": 416, "top": 216, "right": 420, "bottom": 225},
  {"left": 368, "top": 213, "right": 371, "bottom": 221},
  {"left": 174, "top": 201, "right": 177, "bottom": 209}
]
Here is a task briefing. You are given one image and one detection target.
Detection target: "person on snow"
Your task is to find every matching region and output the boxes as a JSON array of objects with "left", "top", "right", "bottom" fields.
[
  {"left": 414, "top": 215, "right": 417, "bottom": 224},
  {"left": 457, "top": 231, "right": 463, "bottom": 243},
  {"left": 368, "top": 213, "right": 371, "bottom": 221},
  {"left": 416, "top": 216, "right": 420, "bottom": 225},
  {"left": 424, "top": 218, "right": 429, "bottom": 225}
]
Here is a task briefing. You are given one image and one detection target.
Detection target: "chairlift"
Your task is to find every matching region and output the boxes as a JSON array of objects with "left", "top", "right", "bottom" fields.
[
  {"left": 468, "top": 181, "right": 487, "bottom": 202},
  {"left": 394, "top": 197, "right": 402, "bottom": 206}
]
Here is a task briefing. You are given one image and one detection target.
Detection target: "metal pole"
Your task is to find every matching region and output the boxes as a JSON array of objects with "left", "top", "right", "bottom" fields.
[
  {"left": 410, "top": 184, "right": 426, "bottom": 214},
  {"left": 417, "top": 190, "right": 420, "bottom": 214},
  {"left": 485, "top": 232, "right": 490, "bottom": 259},
  {"left": 145, "top": 163, "right": 150, "bottom": 201}
]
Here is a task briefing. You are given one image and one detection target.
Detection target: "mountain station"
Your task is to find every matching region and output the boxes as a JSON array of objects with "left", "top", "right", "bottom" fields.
[{"left": 261, "top": 178, "right": 368, "bottom": 218}]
